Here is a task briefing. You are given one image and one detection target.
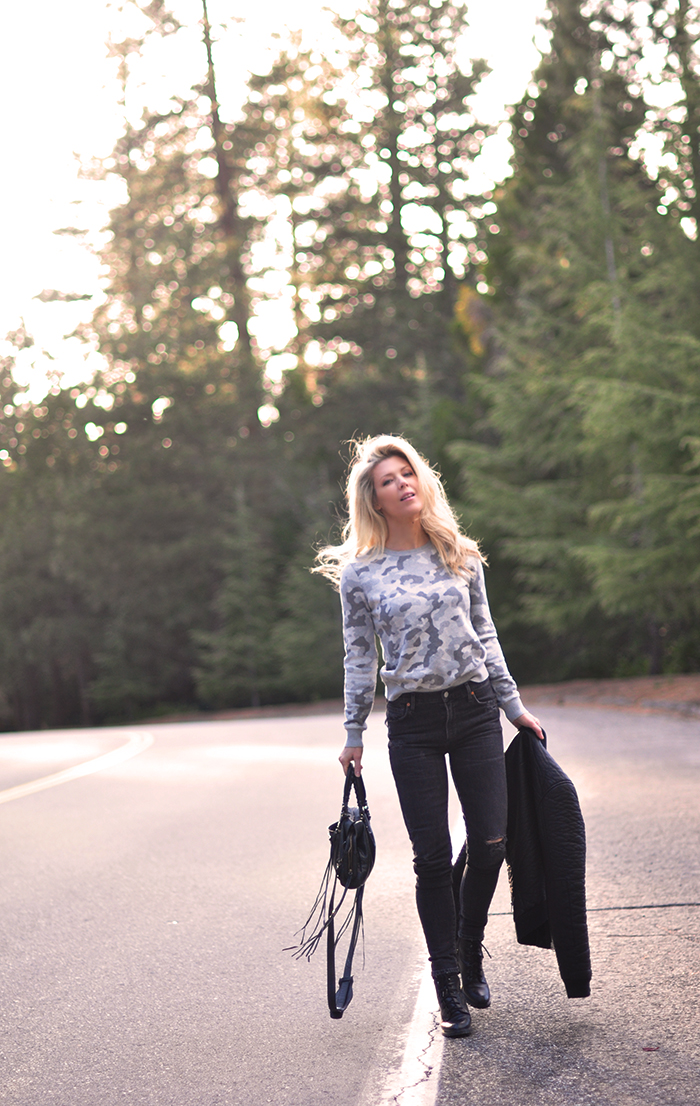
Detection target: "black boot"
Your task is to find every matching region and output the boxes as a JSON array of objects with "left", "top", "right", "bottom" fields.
[
  {"left": 459, "top": 938, "right": 491, "bottom": 1008},
  {"left": 433, "top": 971, "right": 472, "bottom": 1038}
]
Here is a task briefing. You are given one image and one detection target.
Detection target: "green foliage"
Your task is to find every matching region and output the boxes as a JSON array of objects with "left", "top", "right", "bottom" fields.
[
  {"left": 449, "top": 0, "right": 700, "bottom": 680},
  {"left": 195, "top": 496, "right": 278, "bottom": 709},
  {"left": 2, "top": 0, "right": 700, "bottom": 729},
  {"left": 271, "top": 540, "right": 344, "bottom": 702}
]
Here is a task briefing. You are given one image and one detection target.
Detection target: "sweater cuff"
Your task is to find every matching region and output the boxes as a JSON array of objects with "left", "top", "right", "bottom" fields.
[
  {"left": 501, "top": 695, "right": 525, "bottom": 724},
  {"left": 344, "top": 727, "right": 365, "bottom": 748}
]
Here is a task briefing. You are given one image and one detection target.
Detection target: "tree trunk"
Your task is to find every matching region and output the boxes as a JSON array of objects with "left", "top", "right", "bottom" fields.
[{"left": 200, "top": 0, "right": 254, "bottom": 357}]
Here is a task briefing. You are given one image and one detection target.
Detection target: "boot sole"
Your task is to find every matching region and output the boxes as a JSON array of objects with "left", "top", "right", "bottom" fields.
[
  {"left": 464, "top": 993, "right": 490, "bottom": 1009},
  {"left": 441, "top": 1021, "right": 473, "bottom": 1038}
]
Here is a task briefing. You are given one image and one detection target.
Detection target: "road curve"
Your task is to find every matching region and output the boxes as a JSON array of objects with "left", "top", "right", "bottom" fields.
[
  {"left": 1, "top": 705, "right": 698, "bottom": 1106},
  {"left": 0, "top": 714, "right": 423, "bottom": 1106}
]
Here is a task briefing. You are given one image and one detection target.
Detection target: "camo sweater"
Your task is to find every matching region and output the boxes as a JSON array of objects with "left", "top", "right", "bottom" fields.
[{"left": 340, "top": 542, "right": 525, "bottom": 746}]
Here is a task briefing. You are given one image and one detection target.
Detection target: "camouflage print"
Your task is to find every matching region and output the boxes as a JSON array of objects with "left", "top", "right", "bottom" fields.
[{"left": 340, "top": 542, "right": 524, "bottom": 745}]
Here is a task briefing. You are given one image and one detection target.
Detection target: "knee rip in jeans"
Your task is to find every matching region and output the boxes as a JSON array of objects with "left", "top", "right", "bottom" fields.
[{"left": 470, "top": 836, "right": 506, "bottom": 869}]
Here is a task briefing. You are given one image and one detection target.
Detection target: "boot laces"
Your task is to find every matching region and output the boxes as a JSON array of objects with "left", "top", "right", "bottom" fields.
[
  {"left": 462, "top": 940, "right": 491, "bottom": 980},
  {"left": 434, "top": 972, "right": 465, "bottom": 1018}
]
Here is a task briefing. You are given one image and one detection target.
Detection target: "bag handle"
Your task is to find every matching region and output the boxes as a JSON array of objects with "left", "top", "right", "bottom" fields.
[{"left": 342, "top": 766, "right": 370, "bottom": 818}]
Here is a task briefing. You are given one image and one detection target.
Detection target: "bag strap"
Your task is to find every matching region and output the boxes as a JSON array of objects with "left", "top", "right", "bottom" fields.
[
  {"left": 342, "top": 767, "right": 370, "bottom": 818},
  {"left": 327, "top": 882, "right": 365, "bottom": 1019},
  {"left": 327, "top": 768, "right": 369, "bottom": 1019}
]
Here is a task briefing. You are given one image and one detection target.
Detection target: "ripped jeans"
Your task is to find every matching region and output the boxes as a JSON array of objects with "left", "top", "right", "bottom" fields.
[{"left": 386, "top": 678, "right": 507, "bottom": 976}]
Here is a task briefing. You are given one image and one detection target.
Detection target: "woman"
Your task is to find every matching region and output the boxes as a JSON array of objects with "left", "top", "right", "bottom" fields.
[{"left": 315, "top": 435, "right": 544, "bottom": 1038}]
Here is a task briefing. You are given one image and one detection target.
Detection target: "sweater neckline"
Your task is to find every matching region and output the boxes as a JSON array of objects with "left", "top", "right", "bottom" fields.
[{"left": 381, "top": 541, "right": 433, "bottom": 555}]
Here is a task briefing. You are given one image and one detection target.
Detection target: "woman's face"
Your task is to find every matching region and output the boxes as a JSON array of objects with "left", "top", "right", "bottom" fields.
[{"left": 372, "top": 455, "right": 423, "bottom": 524}]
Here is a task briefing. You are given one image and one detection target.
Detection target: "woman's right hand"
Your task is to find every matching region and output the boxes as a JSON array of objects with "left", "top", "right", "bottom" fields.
[{"left": 339, "top": 745, "right": 364, "bottom": 776}]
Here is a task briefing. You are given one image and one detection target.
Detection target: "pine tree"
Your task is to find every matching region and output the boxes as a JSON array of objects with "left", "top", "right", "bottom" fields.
[
  {"left": 0, "top": 327, "right": 101, "bottom": 728},
  {"left": 271, "top": 525, "right": 344, "bottom": 701},
  {"left": 44, "top": 1, "right": 277, "bottom": 720},
  {"left": 321, "top": 0, "right": 488, "bottom": 398},
  {"left": 194, "top": 493, "right": 278, "bottom": 708},
  {"left": 450, "top": 0, "right": 700, "bottom": 679},
  {"left": 243, "top": 0, "right": 499, "bottom": 505},
  {"left": 589, "top": 0, "right": 700, "bottom": 246}
]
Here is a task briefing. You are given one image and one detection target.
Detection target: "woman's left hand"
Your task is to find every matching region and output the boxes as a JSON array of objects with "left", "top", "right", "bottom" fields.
[{"left": 513, "top": 710, "right": 545, "bottom": 741}]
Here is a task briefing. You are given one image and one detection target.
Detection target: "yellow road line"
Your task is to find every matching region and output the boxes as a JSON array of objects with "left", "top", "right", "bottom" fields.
[{"left": 0, "top": 731, "right": 154, "bottom": 806}]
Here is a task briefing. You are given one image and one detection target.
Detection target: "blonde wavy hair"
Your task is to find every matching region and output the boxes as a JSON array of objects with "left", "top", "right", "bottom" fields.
[{"left": 314, "top": 435, "right": 485, "bottom": 587}]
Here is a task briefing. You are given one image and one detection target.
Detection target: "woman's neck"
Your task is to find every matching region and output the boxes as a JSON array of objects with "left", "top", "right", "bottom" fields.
[{"left": 384, "top": 522, "right": 429, "bottom": 551}]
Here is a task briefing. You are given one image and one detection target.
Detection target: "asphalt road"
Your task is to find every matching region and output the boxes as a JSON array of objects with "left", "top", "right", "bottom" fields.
[
  {"left": 0, "top": 704, "right": 698, "bottom": 1105},
  {"left": 437, "top": 705, "right": 700, "bottom": 1106}
]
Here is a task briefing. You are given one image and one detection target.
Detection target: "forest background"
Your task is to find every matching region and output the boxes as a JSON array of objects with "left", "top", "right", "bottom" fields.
[{"left": 1, "top": 0, "right": 699, "bottom": 731}]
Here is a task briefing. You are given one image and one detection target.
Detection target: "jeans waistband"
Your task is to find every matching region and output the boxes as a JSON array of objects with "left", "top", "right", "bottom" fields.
[{"left": 391, "top": 677, "right": 490, "bottom": 706}]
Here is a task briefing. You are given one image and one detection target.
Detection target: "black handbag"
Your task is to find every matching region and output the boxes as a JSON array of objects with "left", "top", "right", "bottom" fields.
[
  {"left": 287, "top": 768, "right": 376, "bottom": 1018},
  {"left": 330, "top": 768, "right": 376, "bottom": 889}
]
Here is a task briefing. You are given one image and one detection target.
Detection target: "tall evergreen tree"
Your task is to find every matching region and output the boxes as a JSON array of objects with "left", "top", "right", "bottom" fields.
[
  {"left": 42, "top": 0, "right": 276, "bottom": 721},
  {"left": 0, "top": 326, "right": 102, "bottom": 728},
  {"left": 194, "top": 493, "right": 279, "bottom": 708},
  {"left": 450, "top": 0, "right": 700, "bottom": 680},
  {"left": 245, "top": 0, "right": 498, "bottom": 498},
  {"left": 589, "top": 0, "right": 700, "bottom": 244}
]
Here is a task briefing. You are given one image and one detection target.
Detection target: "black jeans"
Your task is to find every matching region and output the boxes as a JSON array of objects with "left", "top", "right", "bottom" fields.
[{"left": 386, "top": 678, "right": 507, "bottom": 976}]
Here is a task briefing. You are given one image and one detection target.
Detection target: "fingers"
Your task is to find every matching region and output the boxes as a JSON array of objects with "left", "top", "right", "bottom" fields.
[
  {"left": 514, "top": 712, "right": 545, "bottom": 741},
  {"left": 339, "top": 745, "right": 364, "bottom": 775},
  {"left": 527, "top": 713, "right": 544, "bottom": 741}
]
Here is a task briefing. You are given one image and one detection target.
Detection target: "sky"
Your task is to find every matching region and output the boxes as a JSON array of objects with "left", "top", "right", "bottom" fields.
[{"left": 0, "top": 0, "right": 548, "bottom": 399}]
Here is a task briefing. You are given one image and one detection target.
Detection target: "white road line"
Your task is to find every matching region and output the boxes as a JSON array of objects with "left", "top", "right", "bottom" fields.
[
  {"left": 384, "top": 965, "right": 444, "bottom": 1106},
  {"left": 0, "top": 730, "right": 154, "bottom": 805},
  {"left": 376, "top": 817, "right": 467, "bottom": 1106}
]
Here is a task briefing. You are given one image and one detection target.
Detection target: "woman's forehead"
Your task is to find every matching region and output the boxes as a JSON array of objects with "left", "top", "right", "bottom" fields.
[{"left": 373, "top": 454, "right": 410, "bottom": 479}]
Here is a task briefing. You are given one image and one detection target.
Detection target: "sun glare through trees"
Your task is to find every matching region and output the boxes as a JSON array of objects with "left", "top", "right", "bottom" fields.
[{"left": 0, "top": 0, "right": 699, "bottom": 730}]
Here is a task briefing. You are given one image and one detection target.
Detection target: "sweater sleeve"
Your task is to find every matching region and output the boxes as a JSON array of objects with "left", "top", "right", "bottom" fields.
[
  {"left": 340, "top": 563, "right": 378, "bottom": 747},
  {"left": 469, "top": 560, "right": 524, "bottom": 723}
]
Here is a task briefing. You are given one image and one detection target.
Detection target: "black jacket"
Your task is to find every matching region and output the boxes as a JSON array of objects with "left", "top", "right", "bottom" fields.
[{"left": 504, "top": 728, "right": 592, "bottom": 998}]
